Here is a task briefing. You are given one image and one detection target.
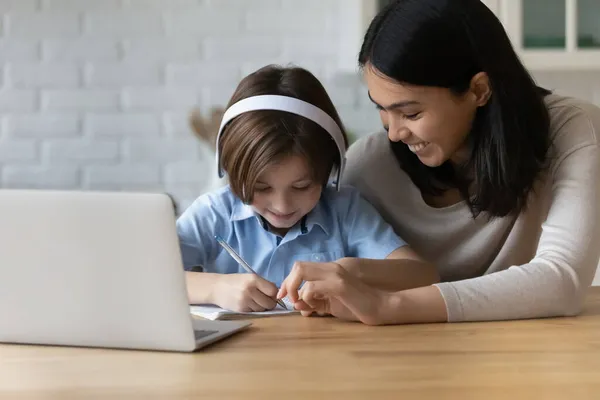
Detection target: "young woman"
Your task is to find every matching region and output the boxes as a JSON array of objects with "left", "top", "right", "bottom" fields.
[{"left": 278, "top": 0, "right": 600, "bottom": 325}]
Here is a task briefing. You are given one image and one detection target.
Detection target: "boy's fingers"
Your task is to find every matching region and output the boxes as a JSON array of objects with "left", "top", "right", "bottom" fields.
[{"left": 253, "top": 275, "right": 278, "bottom": 297}]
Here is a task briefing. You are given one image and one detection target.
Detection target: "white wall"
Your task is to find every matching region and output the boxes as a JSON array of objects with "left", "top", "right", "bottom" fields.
[
  {"left": 0, "top": 0, "right": 599, "bottom": 206},
  {"left": 0, "top": 0, "right": 380, "bottom": 211},
  {"left": 0, "top": 0, "right": 598, "bottom": 283}
]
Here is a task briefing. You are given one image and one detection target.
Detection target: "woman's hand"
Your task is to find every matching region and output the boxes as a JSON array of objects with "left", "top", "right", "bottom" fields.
[{"left": 278, "top": 261, "right": 393, "bottom": 325}]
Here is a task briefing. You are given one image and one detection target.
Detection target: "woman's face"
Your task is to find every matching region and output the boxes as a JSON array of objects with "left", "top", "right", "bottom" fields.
[{"left": 364, "top": 64, "right": 483, "bottom": 167}]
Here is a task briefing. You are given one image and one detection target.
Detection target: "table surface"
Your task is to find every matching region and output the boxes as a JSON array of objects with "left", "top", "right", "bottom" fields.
[{"left": 2, "top": 288, "right": 600, "bottom": 399}]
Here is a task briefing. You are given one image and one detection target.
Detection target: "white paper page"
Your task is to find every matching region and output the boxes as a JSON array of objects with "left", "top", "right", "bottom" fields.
[{"left": 190, "top": 298, "right": 297, "bottom": 320}]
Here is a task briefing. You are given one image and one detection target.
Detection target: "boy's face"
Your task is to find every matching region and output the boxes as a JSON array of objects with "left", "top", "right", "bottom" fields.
[{"left": 251, "top": 154, "right": 322, "bottom": 236}]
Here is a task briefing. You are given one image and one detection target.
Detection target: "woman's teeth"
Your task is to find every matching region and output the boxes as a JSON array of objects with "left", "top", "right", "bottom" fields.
[{"left": 408, "top": 142, "right": 429, "bottom": 153}]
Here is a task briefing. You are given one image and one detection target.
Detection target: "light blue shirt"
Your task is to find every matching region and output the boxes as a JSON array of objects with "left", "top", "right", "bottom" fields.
[{"left": 176, "top": 185, "right": 406, "bottom": 287}]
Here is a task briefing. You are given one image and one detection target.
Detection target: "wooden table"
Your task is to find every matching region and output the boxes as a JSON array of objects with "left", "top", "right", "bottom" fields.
[{"left": 2, "top": 288, "right": 600, "bottom": 399}]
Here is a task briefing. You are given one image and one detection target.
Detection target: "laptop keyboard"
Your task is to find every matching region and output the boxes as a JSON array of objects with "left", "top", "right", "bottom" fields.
[{"left": 194, "top": 329, "right": 218, "bottom": 340}]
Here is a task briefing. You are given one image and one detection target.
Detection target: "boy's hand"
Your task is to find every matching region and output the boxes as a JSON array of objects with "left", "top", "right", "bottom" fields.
[{"left": 213, "top": 273, "right": 279, "bottom": 312}]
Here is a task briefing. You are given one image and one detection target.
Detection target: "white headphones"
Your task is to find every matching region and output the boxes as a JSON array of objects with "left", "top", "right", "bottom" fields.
[{"left": 215, "top": 95, "right": 346, "bottom": 190}]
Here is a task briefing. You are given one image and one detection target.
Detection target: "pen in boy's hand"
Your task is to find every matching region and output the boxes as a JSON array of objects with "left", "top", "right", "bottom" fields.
[{"left": 214, "top": 235, "right": 287, "bottom": 310}]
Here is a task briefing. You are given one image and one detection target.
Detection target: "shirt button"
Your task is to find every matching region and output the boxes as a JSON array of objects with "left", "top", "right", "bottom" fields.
[{"left": 312, "top": 254, "right": 322, "bottom": 261}]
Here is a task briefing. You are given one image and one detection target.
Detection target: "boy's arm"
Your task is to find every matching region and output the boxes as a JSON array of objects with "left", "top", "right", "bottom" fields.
[
  {"left": 336, "top": 246, "right": 440, "bottom": 292},
  {"left": 185, "top": 271, "right": 222, "bottom": 304},
  {"left": 186, "top": 271, "right": 279, "bottom": 311},
  {"left": 176, "top": 196, "right": 226, "bottom": 303}
]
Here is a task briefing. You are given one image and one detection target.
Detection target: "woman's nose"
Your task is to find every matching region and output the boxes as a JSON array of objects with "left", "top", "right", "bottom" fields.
[{"left": 387, "top": 122, "right": 411, "bottom": 142}]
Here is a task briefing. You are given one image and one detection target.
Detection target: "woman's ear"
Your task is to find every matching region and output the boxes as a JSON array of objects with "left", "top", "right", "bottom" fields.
[{"left": 469, "top": 72, "right": 492, "bottom": 107}]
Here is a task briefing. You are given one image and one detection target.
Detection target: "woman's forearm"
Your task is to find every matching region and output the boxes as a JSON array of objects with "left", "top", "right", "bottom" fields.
[
  {"left": 336, "top": 257, "right": 440, "bottom": 292},
  {"left": 379, "top": 285, "right": 448, "bottom": 324}
]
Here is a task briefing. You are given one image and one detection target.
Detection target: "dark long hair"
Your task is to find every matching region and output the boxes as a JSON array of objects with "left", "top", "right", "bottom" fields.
[{"left": 359, "top": 0, "right": 551, "bottom": 218}]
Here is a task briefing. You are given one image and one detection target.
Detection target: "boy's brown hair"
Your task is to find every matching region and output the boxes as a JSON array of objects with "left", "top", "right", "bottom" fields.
[{"left": 219, "top": 64, "right": 348, "bottom": 204}]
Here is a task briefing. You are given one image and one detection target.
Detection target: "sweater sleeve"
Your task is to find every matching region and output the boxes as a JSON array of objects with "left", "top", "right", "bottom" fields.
[{"left": 435, "top": 107, "right": 600, "bottom": 322}]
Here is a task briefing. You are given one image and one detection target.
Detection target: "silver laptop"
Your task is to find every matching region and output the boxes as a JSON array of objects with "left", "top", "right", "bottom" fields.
[{"left": 0, "top": 189, "right": 250, "bottom": 352}]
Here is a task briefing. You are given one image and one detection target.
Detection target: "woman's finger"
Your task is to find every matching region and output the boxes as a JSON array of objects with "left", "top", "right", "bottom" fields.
[
  {"left": 280, "top": 262, "right": 313, "bottom": 302},
  {"left": 281, "top": 261, "right": 343, "bottom": 302},
  {"left": 283, "top": 262, "right": 385, "bottom": 323},
  {"left": 292, "top": 299, "right": 312, "bottom": 311},
  {"left": 299, "top": 282, "right": 328, "bottom": 311}
]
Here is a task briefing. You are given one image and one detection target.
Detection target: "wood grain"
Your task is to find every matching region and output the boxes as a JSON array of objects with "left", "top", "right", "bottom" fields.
[{"left": 1, "top": 288, "right": 600, "bottom": 399}]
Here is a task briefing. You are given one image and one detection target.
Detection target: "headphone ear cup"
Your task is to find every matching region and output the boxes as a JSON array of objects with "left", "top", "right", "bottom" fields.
[
  {"left": 327, "top": 165, "right": 342, "bottom": 190},
  {"left": 214, "top": 122, "right": 228, "bottom": 179},
  {"left": 215, "top": 137, "right": 224, "bottom": 179},
  {"left": 334, "top": 156, "right": 346, "bottom": 191}
]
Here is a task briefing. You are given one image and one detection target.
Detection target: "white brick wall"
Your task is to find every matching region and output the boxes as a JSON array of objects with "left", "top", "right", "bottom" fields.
[
  {"left": 4, "top": 114, "right": 80, "bottom": 137},
  {"left": 85, "top": 63, "right": 162, "bottom": 87},
  {"left": 0, "top": 2, "right": 597, "bottom": 205},
  {"left": 0, "top": 0, "right": 362, "bottom": 213},
  {"left": 5, "top": 63, "right": 80, "bottom": 88},
  {"left": 6, "top": 12, "right": 81, "bottom": 38},
  {"left": 0, "top": 0, "right": 598, "bottom": 285},
  {"left": 0, "top": 40, "right": 39, "bottom": 62},
  {"left": 3, "top": 165, "right": 79, "bottom": 188},
  {"left": 0, "top": 2, "right": 599, "bottom": 284},
  {"left": 43, "top": 39, "right": 119, "bottom": 62},
  {"left": 0, "top": 89, "right": 37, "bottom": 111},
  {"left": 41, "top": 89, "right": 120, "bottom": 111},
  {"left": 85, "top": 114, "right": 160, "bottom": 137},
  {"left": 42, "top": 139, "right": 120, "bottom": 163}
]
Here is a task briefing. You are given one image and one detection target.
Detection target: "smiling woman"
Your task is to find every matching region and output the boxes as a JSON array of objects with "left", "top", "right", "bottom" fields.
[{"left": 278, "top": 0, "right": 600, "bottom": 326}]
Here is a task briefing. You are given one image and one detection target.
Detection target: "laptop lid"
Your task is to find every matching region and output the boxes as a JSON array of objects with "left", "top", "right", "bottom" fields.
[{"left": 0, "top": 189, "right": 201, "bottom": 352}]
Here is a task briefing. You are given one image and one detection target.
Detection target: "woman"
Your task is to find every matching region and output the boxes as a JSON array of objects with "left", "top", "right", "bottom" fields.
[{"left": 277, "top": 0, "right": 600, "bottom": 325}]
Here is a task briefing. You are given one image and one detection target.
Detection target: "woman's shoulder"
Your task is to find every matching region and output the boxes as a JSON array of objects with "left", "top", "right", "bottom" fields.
[
  {"left": 545, "top": 93, "right": 600, "bottom": 163},
  {"left": 318, "top": 185, "right": 361, "bottom": 214},
  {"left": 345, "top": 131, "right": 393, "bottom": 166},
  {"left": 320, "top": 184, "right": 364, "bottom": 204},
  {"left": 342, "top": 131, "right": 408, "bottom": 186}
]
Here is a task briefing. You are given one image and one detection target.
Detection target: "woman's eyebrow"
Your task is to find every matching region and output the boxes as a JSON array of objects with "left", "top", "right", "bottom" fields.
[{"left": 368, "top": 91, "right": 420, "bottom": 111}]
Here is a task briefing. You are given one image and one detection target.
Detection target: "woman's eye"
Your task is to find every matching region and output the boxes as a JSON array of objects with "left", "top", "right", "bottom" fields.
[
  {"left": 293, "top": 185, "right": 311, "bottom": 191},
  {"left": 255, "top": 187, "right": 270, "bottom": 192},
  {"left": 404, "top": 113, "right": 421, "bottom": 120}
]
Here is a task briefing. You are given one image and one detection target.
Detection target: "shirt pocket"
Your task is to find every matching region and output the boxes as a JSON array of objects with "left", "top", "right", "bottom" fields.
[{"left": 279, "top": 249, "right": 345, "bottom": 286}]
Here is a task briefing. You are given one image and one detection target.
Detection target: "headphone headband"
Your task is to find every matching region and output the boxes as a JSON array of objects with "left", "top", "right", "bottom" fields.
[{"left": 215, "top": 95, "right": 346, "bottom": 190}]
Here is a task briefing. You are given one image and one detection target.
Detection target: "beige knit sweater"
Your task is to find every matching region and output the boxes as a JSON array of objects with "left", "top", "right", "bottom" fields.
[{"left": 343, "top": 94, "right": 600, "bottom": 322}]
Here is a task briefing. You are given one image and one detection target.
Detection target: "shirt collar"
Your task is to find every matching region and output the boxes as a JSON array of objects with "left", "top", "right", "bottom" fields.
[
  {"left": 230, "top": 201, "right": 256, "bottom": 222},
  {"left": 303, "top": 198, "right": 329, "bottom": 235},
  {"left": 229, "top": 196, "right": 329, "bottom": 235}
]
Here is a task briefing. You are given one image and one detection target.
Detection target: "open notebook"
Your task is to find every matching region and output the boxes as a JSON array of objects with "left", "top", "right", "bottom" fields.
[{"left": 190, "top": 298, "right": 298, "bottom": 320}]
